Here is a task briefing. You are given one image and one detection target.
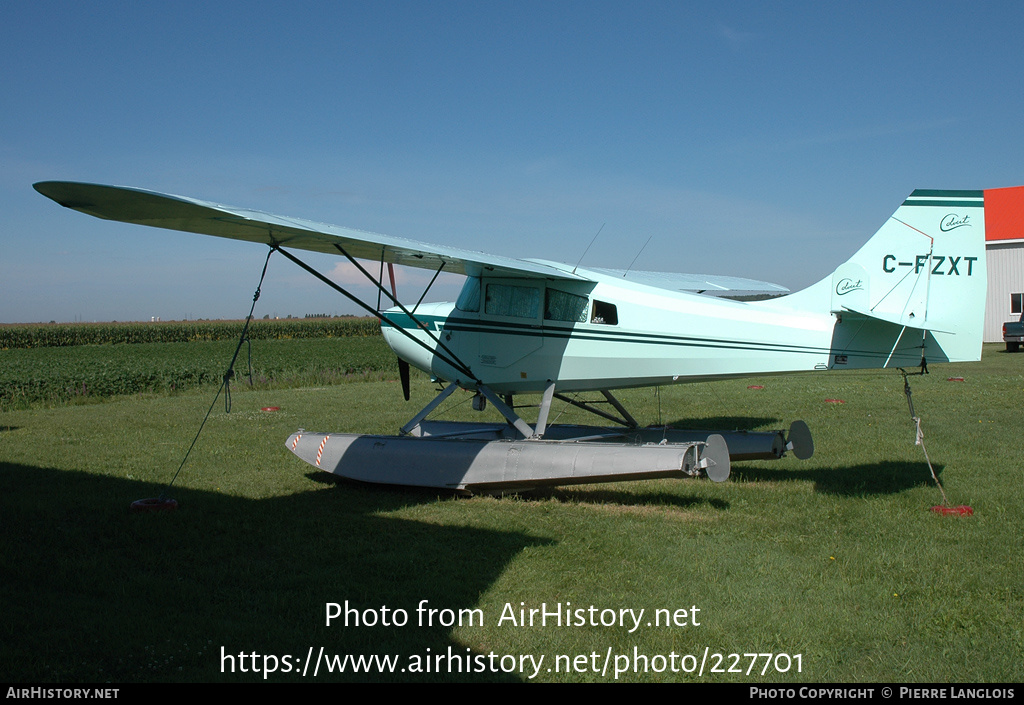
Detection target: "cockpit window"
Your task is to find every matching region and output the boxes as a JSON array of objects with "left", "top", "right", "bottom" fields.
[
  {"left": 484, "top": 283, "right": 540, "bottom": 319},
  {"left": 591, "top": 300, "right": 618, "bottom": 325},
  {"left": 455, "top": 277, "right": 481, "bottom": 312},
  {"left": 545, "top": 288, "right": 589, "bottom": 323}
]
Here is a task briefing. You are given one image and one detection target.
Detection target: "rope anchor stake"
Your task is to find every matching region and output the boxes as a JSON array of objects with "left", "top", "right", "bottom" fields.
[
  {"left": 897, "top": 364, "right": 972, "bottom": 517},
  {"left": 130, "top": 247, "right": 275, "bottom": 513}
]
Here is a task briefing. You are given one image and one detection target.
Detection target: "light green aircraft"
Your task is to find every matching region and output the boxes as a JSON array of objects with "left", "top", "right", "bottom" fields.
[{"left": 35, "top": 182, "right": 1006, "bottom": 492}]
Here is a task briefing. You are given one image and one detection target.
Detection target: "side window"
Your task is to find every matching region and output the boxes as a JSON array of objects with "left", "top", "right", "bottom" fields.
[
  {"left": 545, "top": 288, "right": 589, "bottom": 323},
  {"left": 591, "top": 300, "right": 618, "bottom": 325},
  {"left": 456, "top": 277, "right": 481, "bottom": 312},
  {"left": 1011, "top": 293, "right": 1023, "bottom": 315},
  {"left": 485, "top": 283, "right": 540, "bottom": 319}
]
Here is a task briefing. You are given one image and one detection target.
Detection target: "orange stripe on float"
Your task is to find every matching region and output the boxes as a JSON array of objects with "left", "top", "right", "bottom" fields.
[{"left": 316, "top": 435, "right": 330, "bottom": 467}]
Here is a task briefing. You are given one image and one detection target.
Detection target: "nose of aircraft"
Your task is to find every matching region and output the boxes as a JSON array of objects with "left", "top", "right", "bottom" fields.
[
  {"left": 379, "top": 302, "right": 457, "bottom": 383},
  {"left": 379, "top": 313, "right": 416, "bottom": 401}
]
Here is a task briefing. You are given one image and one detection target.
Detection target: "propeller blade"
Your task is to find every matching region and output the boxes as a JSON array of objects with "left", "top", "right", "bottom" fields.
[{"left": 399, "top": 358, "right": 411, "bottom": 401}]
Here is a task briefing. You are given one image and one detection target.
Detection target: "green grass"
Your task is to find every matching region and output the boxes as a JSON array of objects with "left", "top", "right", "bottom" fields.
[{"left": 1, "top": 344, "right": 1021, "bottom": 682}]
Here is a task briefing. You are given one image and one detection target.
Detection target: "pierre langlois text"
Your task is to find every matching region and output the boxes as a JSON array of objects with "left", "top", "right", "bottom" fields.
[{"left": 326, "top": 600, "right": 701, "bottom": 635}]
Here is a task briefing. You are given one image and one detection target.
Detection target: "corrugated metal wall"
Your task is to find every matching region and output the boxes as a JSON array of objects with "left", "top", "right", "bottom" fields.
[{"left": 984, "top": 240, "right": 1024, "bottom": 342}]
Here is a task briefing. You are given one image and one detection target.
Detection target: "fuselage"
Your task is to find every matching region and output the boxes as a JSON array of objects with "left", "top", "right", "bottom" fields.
[{"left": 380, "top": 267, "right": 857, "bottom": 395}]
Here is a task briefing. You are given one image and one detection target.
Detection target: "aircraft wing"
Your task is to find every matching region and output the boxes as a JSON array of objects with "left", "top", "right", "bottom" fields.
[
  {"left": 35, "top": 181, "right": 789, "bottom": 296},
  {"left": 33, "top": 181, "right": 586, "bottom": 281},
  {"left": 583, "top": 267, "right": 789, "bottom": 298}
]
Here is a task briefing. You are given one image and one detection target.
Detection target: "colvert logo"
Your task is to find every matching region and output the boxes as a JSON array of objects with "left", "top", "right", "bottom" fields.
[
  {"left": 940, "top": 213, "right": 971, "bottom": 231},
  {"left": 835, "top": 278, "right": 864, "bottom": 296}
]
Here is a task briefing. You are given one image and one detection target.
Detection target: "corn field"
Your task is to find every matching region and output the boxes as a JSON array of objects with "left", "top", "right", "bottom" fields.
[
  {"left": 0, "top": 320, "right": 395, "bottom": 409},
  {"left": 0, "top": 317, "right": 381, "bottom": 349}
]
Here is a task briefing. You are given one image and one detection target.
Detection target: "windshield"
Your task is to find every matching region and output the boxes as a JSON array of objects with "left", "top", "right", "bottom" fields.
[{"left": 455, "top": 277, "right": 481, "bottom": 312}]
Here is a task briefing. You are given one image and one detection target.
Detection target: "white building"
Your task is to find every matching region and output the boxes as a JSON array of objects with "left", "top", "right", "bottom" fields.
[{"left": 983, "top": 187, "right": 1024, "bottom": 342}]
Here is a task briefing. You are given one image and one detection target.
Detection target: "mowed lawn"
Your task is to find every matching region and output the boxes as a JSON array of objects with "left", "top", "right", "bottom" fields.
[{"left": 1, "top": 342, "right": 1021, "bottom": 682}]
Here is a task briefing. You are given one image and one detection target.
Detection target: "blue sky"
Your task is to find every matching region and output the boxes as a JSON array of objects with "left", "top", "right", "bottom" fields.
[{"left": 3, "top": 1, "right": 1023, "bottom": 322}]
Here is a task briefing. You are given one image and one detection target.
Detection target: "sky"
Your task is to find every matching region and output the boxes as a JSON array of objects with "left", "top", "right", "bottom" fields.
[{"left": 3, "top": 1, "right": 1024, "bottom": 323}]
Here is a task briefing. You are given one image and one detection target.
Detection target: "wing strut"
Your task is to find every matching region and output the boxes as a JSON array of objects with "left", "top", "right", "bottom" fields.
[
  {"left": 412, "top": 261, "right": 446, "bottom": 315},
  {"left": 375, "top": 248, "right": 389, "bottom": 312},
  {"left": 552, "top": 390, "right": 640, "bottom": 428},
  {"left": 330, "top": 242, "right": 475, "bottom": 381},
  {"left": 271, "top": 245, "right": 477, "bottom": 382}
]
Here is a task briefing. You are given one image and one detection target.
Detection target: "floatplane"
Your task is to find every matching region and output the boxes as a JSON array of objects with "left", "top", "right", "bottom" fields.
[{"left": 35, "top": 181, "right": 1005, "bottom": 492}]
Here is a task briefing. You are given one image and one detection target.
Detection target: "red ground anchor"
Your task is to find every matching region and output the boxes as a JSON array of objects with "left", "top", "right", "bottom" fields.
[
  {"left": 947, "top": 377, "right": 965, "bottom": 382},
  {"left": 130, "top": 497, "right": 179, "bottom": 513},
  {"left": 931, "top": 505, "right": 973, "bottom": 516},
  {"left": 747, "top": 385, "right": 764, "bottom": 390},
  {"left": 261, "top": 406, "right": 280, "bottom": 411},
  {"left": 824, "top": 398, "right": 845, "bottom": 404}
]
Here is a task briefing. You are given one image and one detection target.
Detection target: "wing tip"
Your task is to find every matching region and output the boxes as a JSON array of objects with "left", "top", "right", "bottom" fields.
[{"left": 33, "top": 180, "right": 96, "bottom": 210}]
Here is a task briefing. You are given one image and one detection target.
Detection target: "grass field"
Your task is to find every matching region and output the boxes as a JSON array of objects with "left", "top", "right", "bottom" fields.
[{"left": 1, "top": 342, "right": 1021, "bottom": 682}]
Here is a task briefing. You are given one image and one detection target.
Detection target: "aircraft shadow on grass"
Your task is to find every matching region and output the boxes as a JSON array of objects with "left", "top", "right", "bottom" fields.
[
  {"left": 730, "top": 460, "right": 945, "bottom": 496},
  {"left": 528, "top": 487, "right": 730, "bottom": 510},
  {"left": 310, "top": 471, "right": 731, "bottom": 511},
  {"left": 1, "top": 461, "right": 550, "bottom": 683},
  {"left": 664, "top": 416, "right": 782, "bottom": 432},
  {"left": 667, "top": 415, "right": 946, "bottom": 497}
]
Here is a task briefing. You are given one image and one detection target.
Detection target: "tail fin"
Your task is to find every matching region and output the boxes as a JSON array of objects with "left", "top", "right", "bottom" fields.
[
  {"left": 768, "top": 187, "right": 1023, "bottom": 367},
  {"left": 836, "top": 189, "right": 984, "bottom": 323}
]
